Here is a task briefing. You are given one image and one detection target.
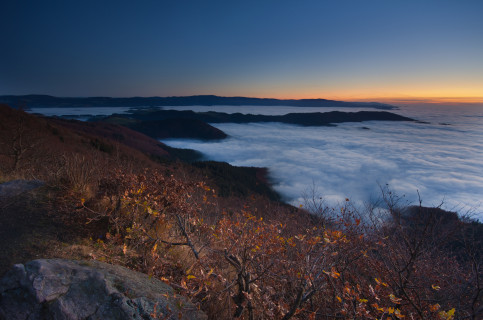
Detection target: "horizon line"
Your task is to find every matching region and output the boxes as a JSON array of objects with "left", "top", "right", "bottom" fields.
[{"left": 2, "top": 93, "right": 483, "bottom": 105}]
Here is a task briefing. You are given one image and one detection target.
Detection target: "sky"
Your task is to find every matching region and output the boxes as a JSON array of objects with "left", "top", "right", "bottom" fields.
[{"left": 1, "top": 0, "right": 482, "bottom": 103}]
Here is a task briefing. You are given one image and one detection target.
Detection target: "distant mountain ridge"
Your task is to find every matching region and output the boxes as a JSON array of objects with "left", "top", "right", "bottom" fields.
[
  {"left": 105, "top": 108, "right": 415, "bottom": 127},
  {"left": 0, "top": 94, "right": 395, "bottom": 110}
]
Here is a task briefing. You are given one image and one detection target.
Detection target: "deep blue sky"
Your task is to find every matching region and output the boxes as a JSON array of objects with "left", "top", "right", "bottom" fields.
[{"left": 1, "top": 0, "right": 482, "bottom": 102}]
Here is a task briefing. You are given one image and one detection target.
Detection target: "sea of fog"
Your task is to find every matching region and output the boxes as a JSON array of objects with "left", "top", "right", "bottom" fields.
[
  {"left": 161, "top": 105, "right": 483, "bottom": 220},
  {"left": 29, "top": 104, "right": 483, "bottom": 220}
]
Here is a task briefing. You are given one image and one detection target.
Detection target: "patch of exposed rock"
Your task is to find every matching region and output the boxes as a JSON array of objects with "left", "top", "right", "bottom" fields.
[
  {"left": 0, "top": 259, "right": 206, "bottom": 320},
  {"left": 0, "top": 180, "right": 44, "bottom": 201}
]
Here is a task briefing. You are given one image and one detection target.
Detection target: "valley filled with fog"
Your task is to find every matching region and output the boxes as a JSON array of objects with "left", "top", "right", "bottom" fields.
[
  {"left": 161, "top": 104, "right": 483, "bottom": 219},
  {"left": 28, "top": 104, "right": 483, "bottom": 220}
]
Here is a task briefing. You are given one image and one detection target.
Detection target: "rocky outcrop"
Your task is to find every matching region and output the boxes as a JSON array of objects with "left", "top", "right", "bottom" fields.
[
  {"left": 0, "top": 259, "right": 206, "bottom": 320},
  {"left": 0, "top": 180, "right": 44, "bottom": 200}
]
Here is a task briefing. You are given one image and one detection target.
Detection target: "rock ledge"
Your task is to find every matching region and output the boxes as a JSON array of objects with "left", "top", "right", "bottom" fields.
[{"left": 0, "top": 259, "right": 206, "bottom": 320}]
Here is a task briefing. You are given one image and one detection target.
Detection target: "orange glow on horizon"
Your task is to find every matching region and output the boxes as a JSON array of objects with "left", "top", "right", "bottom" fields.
[
  {"left": 343, "top": 96, "right": 483, "bottom": 105},
  {"left": 209, "top": 86, "right": 483, "bottom": 105},
  {"left": 222, "top": 90, "right": 483, "bottom": 105},
  {"left": 224, "top": 93, "right": 483, "bottom": 105}
]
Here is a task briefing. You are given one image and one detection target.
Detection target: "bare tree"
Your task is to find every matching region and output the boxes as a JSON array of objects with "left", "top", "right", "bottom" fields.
[{"left": 0, "top": 108, "right": 42, "bottom": 173}]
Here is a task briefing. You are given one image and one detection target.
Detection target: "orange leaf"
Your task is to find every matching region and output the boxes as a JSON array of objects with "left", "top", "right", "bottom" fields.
[
  {"left": 430, "top": 304, "right": 441, "bottom": 312},
  {"left": 394, "top": 309, "right": 405, "bottom": 318},
  {"left": 389, "top": 294, "right": 402, "bottom": 304}
]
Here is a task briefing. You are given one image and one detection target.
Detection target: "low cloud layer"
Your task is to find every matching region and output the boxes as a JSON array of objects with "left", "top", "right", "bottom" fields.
[
  {"left": 162, "top": 105, "right": 483, "bottom": 220},
  {"left": 30, "top": 105, "right": 482, "bottom": 219}
]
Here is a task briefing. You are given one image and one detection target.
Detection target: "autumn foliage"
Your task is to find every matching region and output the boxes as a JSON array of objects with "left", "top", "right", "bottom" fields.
[{"left": 79, "top": 170, "right": 481, "bottom": 320}]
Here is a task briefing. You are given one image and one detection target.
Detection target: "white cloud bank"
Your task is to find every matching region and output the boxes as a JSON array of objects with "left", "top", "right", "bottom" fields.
[{"left": 162, "top": 105, "right": 483, "bottom": 220}]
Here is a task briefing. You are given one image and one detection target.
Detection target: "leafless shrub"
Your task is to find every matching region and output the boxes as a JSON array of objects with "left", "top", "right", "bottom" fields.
[{"left": 58, "top": 153, "right": 105, "bottom": 198}]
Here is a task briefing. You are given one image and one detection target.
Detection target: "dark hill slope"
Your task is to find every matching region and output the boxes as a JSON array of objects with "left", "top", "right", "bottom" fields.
[
  {"left": 192, "top": 161, "right": 280, "bottom": 201},
  {"left": 50, "top": 118, "right": 173, "bottom": 159},
  {"left": 0, "top": 104, "right": 195, "bottom": 174},
  {"left": 102, "top": 117, "right": 228, "bottom": 140}
]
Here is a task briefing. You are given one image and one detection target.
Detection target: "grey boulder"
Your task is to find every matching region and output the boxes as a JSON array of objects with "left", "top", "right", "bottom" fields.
[{"left": 0, "top": 259, "right": 206, "bottom": 320}]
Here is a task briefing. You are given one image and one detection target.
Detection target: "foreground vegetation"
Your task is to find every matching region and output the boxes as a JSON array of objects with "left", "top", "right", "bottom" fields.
[{"left": 0, "top": 105, "right": 481, "bottom": 319}]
